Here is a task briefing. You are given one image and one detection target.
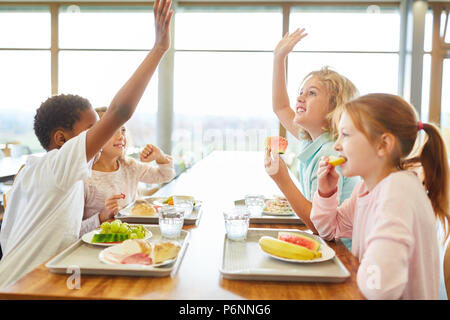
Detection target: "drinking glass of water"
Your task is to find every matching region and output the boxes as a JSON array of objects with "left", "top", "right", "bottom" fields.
[
  {"left": 244, "top": 194, "right": 266, "bottom": 217},
  {"left": 158, "top": 205, "right": 184, "bottom": 239},
  {"left": 173, "top": 196, "right": 194, "bottom": 218},
  {"left": 223, "top": 207, "right": 250, "bottom": 241}
]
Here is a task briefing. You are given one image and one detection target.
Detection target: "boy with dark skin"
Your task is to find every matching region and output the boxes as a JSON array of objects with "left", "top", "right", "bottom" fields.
[{"left": 0, "top": 0, "right": 173, "bottom": 288}]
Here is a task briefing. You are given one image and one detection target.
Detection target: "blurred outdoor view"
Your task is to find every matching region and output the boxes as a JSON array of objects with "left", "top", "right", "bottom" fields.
[{"left": 2, "top": 4, "right": 443, "bottom": 165}]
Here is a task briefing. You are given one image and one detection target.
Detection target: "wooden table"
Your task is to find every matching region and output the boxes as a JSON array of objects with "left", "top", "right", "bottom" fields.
[{"left": 0, "top": 151, "right": 364, "bottom": 300}]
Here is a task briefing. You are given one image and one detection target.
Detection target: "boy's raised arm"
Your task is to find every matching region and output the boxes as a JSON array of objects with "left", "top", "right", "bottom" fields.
[
  {"left": 85, "top": 0, "right": 174, "bottom": 161},
  {"left": 272, "top": 28, "right": 307, "bottom": 138}
]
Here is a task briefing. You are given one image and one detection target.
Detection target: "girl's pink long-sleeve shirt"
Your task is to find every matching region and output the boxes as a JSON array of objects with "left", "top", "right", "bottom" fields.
[{"left": 311, "top": 171, "right": 440, "bottom": 300}]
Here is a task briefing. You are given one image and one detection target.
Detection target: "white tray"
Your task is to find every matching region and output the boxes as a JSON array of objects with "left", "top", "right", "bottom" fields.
[
  {"left": 234, "top": 199, "right": 303, "bottom": 225},
  {"left": 116, "top": 196, "right": 203, "bottom": 226},
  {"left": 219, "top": 228, "right": 350, "bottom": 282},
  {"left": 46, "top": 226, "right": 190, "bottom": 277}
]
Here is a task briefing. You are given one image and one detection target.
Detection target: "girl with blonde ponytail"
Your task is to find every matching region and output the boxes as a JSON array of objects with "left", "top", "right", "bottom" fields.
[{"left": 310, "top": 93, "right": 449, "bottom": 299}]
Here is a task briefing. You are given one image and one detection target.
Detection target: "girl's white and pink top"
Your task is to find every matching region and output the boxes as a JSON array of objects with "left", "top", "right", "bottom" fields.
[
  {"left": 81, "top": 157, "right": 175, "bottom": 236},
  {"left": 311, "top": 171, "right": 440, "bottom": 300}
]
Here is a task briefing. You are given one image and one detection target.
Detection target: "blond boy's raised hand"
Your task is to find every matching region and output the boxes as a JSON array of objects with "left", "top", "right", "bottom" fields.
[
  {"left": 153, "top": 0, "right": 174, "bottom": 53},
  {"left": 272, "top": 28, "right": 307, "bottom": 139},
  {"left": 274, "top": 28, "right": 308, "bottom": 59}
]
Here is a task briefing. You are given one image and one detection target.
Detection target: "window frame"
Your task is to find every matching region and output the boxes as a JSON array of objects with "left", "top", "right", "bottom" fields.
[
  {"left": 3, "top": 1, "right": 445, "bottom": 155},
  {"left": 428, "top": 2, "right": 450, "bottom": 125}
]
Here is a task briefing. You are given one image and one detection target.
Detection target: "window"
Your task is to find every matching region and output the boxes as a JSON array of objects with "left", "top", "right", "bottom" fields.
[
  {"left": 422, "top": 53, "right": 432, "bottom": 122},
  {"left": 424, "top": 4, "right": 449, "bottom": 156},
  {"left": 173, "top": 7, "right": 282, "bottom": 160},
  {"left": 0, "top": 6, "right": 51, "bottom": 153},
  {"left": 288, "top": 6, "right": 400, "bottom": 97},
  {"left": 285, "top": 5, "right": 400, "bottom": 170},
  {"left": 441, "top": 59, "right": 450, "bottom": 155},
  {"left": 0, "top": 6, "right": 50, "bottom": 48},
  {"left": 287, "top": 52, "right": 399, "bottom": 98},
  {"left": 1, "top": 2, "right": 446, "bottom": 166},
  {"left": 422, "top": 10, "right": 433, "bottom": 122},
  {"left": 175, "top": 9, "right": 281, "bottom": 50},
  {"left": 443, "top": 60, "right": 450, "bottom": 119},
  {"left": 58, "top": 6, "right": 154, "bottom": 49},
  {"left": 58, "top": 5, "right": 158, "bottom": 148}
]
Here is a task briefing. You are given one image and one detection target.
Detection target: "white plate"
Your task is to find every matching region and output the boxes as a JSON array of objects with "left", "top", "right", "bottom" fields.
[
  {"left": 81, "top": 225, "right": 152, "bottom": 247},
  {"left": 262, "top": 209, "right": 295, "bottom": 216},
  {"left": 98, "top": 244, "right": 176, "bottom": 268},
  {"left": 152, "top": 197, "right": 202, "bottom": 209},
  {"left": 260, "top": 242, "right": 336, "bottom": 263},
  {"left": 120, "top": 200, "right": 160, "bottom": 217},
  {"left": 234, "top": 198, "right": 295, "bottom": 216},
  {"left": 262, "top": 198, "right": 295, "bottom": 216}
]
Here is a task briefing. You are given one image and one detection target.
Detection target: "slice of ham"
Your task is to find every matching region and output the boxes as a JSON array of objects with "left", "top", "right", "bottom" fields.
[
  {"left": 121, "top": 253, "right": 152, "bottom": 265},
  {"left": 103, "top": 252, "right": 127, "bottom": 264}
]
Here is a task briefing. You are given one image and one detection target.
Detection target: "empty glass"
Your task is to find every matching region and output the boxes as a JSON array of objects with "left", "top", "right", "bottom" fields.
[
  {"left": 173, "top": 196, "right": 194, "bottom": 218},
  {"left": 245, "top": 194, "right": 266, "bottom": 217},
  {"left": 223, "top": 207, "right": 250, "bottom": 241},
  {"left": 158, "top": 205, "right": 184, "bottom": 239}
]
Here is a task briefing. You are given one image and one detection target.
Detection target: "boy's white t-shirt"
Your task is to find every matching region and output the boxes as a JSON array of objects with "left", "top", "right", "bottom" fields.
[{"left": 0, "top": 130, "right": 91, "bottom": 289}]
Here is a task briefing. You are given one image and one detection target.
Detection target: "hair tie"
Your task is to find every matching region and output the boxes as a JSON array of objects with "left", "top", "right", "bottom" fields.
[{"left": 417, "top": 121, "right": 424, "bottom": 131}]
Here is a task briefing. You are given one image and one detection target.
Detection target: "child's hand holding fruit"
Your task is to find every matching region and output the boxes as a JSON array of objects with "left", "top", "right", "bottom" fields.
[
  {"left": 99, "top": 193, "right": 126, "bottom": 222},
  {"left": 264, "top": 148, "right": 290, "bottom": 183},
  {"left": 317, "top": 156, "right": 340, "bottom": 198},
  {"left": 264, "top": 136, "right": 290, "bottom": 183}
]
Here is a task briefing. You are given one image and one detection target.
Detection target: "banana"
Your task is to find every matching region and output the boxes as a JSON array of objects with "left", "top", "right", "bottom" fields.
[
  {"left": 328, "top": 156, "right": 346, "bottom": 167},
  {"left": 259, "top": 236, "right": 322, "bottom": 260}
]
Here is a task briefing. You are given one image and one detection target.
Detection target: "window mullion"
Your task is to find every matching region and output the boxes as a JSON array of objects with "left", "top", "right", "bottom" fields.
[
  {"left": 50, "top": 3, "right": 58, "bottom": 95},
  {"left": 429, "top": 3, "right": 445, "bottom": 125},
  {"left": 279, "top": 3, "right": 290, "bottom": 138}
]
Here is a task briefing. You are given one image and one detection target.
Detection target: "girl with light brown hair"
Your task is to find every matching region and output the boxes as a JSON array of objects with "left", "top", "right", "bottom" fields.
[
  {"left": 81, "top": 107, "right": 175, "bottom": 236},
  {"left": 312, "top": 93, "right": 449, "bottom": 299}
]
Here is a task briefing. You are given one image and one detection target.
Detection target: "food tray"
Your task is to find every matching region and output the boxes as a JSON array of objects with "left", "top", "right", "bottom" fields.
[
  {"left": 115, "top": 196, "right": 203, "bottom": 226},
  {"left": 219, "top": 228, "right": 350, "bottom": 282},
  {"left": 46, "top": 225, "right": 190, "bottom": 277},
  {"left": 234, "top": 200, "right": 303, "bottom": 225}
]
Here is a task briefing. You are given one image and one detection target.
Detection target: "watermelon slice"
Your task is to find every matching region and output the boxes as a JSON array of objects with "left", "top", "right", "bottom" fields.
[
  {"left": 278, "top": 232, "right": 321, "bottom": 251},
  {"left": 265, "top": 136, "right": 288, "bottom": 154},
  {"left": 92, "top": 233, "right": 129, "bottom": 243}
]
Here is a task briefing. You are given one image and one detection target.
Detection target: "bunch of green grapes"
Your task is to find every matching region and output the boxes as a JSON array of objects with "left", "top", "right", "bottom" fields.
[{"left": 100, "top": 220, "right": 146, "bottom": 239}]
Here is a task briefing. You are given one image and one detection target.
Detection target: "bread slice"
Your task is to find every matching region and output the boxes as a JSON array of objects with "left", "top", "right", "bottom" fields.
[
  {"left": 131, "top": 202, "right": 156, "bottom": 216},
  {"left": 152, "top": 242, "right": 181, "bottom": 264},
  {"left": 113, "top": 239, "right": 180, "bottom": 265},
  {"left": 121, "top": 239, "right": 152, "bottom": 255}
]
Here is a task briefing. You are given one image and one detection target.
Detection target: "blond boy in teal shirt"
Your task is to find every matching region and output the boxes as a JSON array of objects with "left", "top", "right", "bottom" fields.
[{"left": 265, "top": 28, "right": 359, "bottom": 250}]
